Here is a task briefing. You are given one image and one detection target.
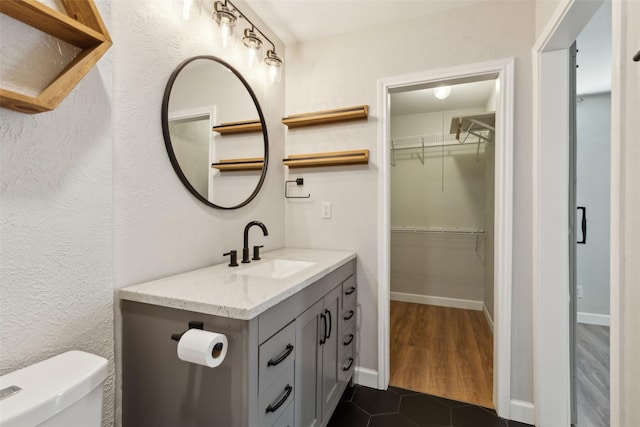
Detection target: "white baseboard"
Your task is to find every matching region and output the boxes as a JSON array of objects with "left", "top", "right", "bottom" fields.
[
  {"left": 510, "top": 399, "right": 535, "bottom": 425},
  {"left": 354, "top": 367, "right": 379, "bottom": 389},
  {"left": 390, "top": 292, "right": 483, "bottom": 311},
  {"left": 577, "top": 312, "right": 610, "bottom": 326},
  {"left": 483, "top": 303, "right": 494, "bottom": 334}
]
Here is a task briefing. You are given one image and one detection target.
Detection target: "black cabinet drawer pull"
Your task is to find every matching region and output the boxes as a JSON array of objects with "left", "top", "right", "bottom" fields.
[
  {"left": 342, "top": 357, "right": 354, "bottom": 372},
  {"left": 267, "top": 344, "right": 294, "bottom": 367},
  {"left": 326, "top": 309, "right": 332, "bottom": 339},
  {"left": 343, "top": 334, "right": 354, "bottom": 346},
  {"left": 343, "top": 310, "right": 354, "bottom": 321},
  {"left": 345, "top": 286, "right": 356, "bottom": 295},
  {"left": 265, "top": 384, "right": 292, "bottom": 413}
]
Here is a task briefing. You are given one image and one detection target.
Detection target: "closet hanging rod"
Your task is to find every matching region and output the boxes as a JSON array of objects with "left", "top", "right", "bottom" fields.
[{"left": 391, "top": 226, "right": 486, "bottom": 235}]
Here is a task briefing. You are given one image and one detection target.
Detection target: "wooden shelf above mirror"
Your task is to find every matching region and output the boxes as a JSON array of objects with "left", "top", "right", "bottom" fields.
[
  {"left": 282, "top": 105, "right": 368, "bottom": 128},
  {"left": 282, "top": 150, "right": 369, "bottom": 168},
  {"left": 212, "top": 120, "right": 262, "bottom": 134},
  {"left": 211, "top": 157, "right": 264, "bottom": 172}
]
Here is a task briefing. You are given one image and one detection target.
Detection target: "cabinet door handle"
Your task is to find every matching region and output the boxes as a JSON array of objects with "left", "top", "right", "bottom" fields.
[
  {"left": 319, "top": 313, "right": 326, "bottom": 345},
  {"left": 342, "top": 357, "right": 354, "bottom": 372},
  {"left": 343, "top": 310, "right": 354, "bottom": 321},
  {"left": 326, "top": 309, "right": 332, "bottom": 340},
  {"left": 265, "top": 384, "right": 292, "bottom": 413},
  {"left": 267, "top": 344, "right": 294, "bottom": 367},
  {"left": 345, "top": 286, "right": 356, "bottom": 295},
  {"left": 343, "top": 334, "right": 354, "bottom": 346}
]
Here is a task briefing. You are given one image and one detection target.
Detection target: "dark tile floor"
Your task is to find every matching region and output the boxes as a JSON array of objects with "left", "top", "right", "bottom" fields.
[{"left": 328, "top": 385, "right": 533, "bottom": 427}]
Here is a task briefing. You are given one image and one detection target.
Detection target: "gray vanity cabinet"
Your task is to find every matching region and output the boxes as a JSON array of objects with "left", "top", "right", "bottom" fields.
[{"left": 121, "top": 258, "right": 356, "bottom": 427}]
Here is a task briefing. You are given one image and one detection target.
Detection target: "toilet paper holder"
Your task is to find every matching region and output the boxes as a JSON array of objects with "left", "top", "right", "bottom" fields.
[
  {"left": 171, "top": 321, "right": 225, "bottom": 354},
  {"left": 171, "top": 321, "right": 204, "bottom": 342}
]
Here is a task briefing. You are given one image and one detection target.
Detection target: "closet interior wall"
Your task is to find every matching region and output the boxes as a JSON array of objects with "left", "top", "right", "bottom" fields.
[{"left": 390, "top": 103, "right": 496, "bottom": 322}]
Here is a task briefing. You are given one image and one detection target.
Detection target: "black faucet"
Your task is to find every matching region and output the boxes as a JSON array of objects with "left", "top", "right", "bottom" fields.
[{"left": 242, "top": 221, "right": 268, "bottom": 263}]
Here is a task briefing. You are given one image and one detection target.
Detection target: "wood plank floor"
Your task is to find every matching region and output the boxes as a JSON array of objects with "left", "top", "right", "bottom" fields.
[
  {"left": 389, "top": 301, "right": 494, "bottom": 408},
  {"left": 576, "top": 323, "right": 609, "bottom": 427}
]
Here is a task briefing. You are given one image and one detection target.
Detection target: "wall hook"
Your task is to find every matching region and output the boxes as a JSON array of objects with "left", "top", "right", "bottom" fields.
[{"left": 285, "top": 178, "right": 310, "bottom": 199}]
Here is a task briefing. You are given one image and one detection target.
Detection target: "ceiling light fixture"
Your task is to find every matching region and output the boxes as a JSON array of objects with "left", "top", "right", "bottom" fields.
[
  {"left": 212, "top": 0, "right": 283, "bottom": 83},
  {"left": 434, "top": 86, "right": 452, "bottom": 100}
]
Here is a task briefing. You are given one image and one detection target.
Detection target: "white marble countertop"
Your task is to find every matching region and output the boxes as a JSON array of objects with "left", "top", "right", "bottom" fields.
[{"left": 118, "top": 248, "right": 356, "bottom": 320}]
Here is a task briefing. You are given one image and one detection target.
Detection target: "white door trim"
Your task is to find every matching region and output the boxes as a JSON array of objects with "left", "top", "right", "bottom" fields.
[
  {"left": 532, "top": 0, "right": 605, "bottom": 425},
  {"left": 377, "top": 57, "right": 514, "bottom": 419}
]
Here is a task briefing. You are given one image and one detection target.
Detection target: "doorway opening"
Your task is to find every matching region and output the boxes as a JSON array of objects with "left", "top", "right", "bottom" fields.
[
  {"left": 388, "top": 78, "right": 497, "bottom": 408},
  {"left": 377, "top": 58, "right": 514, "bottom": 419},
  {"left": 570, "top": 3, "right": 611, "bottom": 426}
]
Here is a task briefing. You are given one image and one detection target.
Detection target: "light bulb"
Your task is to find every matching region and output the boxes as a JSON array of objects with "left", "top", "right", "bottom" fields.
[
  {"left": 434, "top": 86, "right": 451, "bottom": 100},
  {"left": 220, "top": 20, "right": 232, "bottom": 48},
  {"left": 181, "top": 0, "right": 192, "bottom": 20},
  {"left": 243, "top": 29, "right": 262, "bottom": 68},
  {"left": 265, "top": 50, "right": 282, "bottom": 84}
]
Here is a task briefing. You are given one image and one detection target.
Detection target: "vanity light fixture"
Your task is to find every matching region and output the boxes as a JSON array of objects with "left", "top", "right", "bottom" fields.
[
  {"left": 242, "top": 28, "right": 262, "bottom": 68},
  {"left": 213, "top": 1, "right": 237, "bottom": 48},
  {"left": 434, "top": 86, "right": 452, "bottom": 100},
  {"left": 212, "top": 0, "right": 283, "bottom": 83}
]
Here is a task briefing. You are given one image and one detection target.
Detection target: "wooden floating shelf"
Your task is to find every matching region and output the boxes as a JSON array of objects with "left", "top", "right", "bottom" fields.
[
  {"left": 212, "top": 120, "right": 262, "bottom": 135},
  {"left": 0, "top": 0, "right": 112, "bottom": 114},
  {"left": 211, "top": 157, "right": 264, "bottom": 172},
  {"left": 282, "top": 105, "right": 368, "bottom": 128},
  {"left": 282, "top": 149, "right": 369, "bottom": 168}
]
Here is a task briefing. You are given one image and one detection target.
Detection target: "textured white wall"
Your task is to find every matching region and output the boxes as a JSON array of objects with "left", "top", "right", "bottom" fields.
[
  {"left": 0, "top": 0, "right": 115, "bottom": 424},
  {"left": 111, "top": 0, "right": 285, "bottom": 424},
  {"left": 576, "top": 93, "right": 610, "bottom": 316},
  {"left": 284, "top": 0, "right": 535, "bottom": 402}
]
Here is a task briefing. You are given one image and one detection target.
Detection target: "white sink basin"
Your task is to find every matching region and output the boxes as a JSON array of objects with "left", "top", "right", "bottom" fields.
[{"left": 236, "top": 259, "right": 316, "bottom": 279}]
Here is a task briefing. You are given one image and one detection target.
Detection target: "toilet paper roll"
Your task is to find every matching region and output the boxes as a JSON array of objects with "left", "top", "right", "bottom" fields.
[{"left": 176, "top": 329, "right": 228, "bottom": 368}]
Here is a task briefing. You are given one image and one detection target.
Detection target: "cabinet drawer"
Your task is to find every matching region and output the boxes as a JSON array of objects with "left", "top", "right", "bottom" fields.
[
  {"left": 272, "top": 400, "right": 294, "bottom": 427},
  {"left": 259, "top": 321, "right": 296, "bottom": 394},
  {"left": 339, "top": 321, "right": 356, "bottom": 362},
  {"left": 258, "top": 367, "right": 295, "bottom": 427},
  {"left": 338, "top": 353, "right": 355, "bottom": 382},
  {"left": 342, "top": 276, "right": 357, "bottom": 313}
]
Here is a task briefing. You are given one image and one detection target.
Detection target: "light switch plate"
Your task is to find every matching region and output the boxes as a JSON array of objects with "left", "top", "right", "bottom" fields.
[{"left": 321, "top": 202, "right": 331, "bottom": 219}]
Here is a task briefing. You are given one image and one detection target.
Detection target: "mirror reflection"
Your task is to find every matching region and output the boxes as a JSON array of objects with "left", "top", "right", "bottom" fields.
[{"left": 162, "top": 56, "right": 268, "bottom": 209}]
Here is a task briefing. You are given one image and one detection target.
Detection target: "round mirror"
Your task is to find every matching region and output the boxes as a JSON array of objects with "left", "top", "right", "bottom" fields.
[{"left": 161, "top": 56, "right": 269, "bottom": 209}]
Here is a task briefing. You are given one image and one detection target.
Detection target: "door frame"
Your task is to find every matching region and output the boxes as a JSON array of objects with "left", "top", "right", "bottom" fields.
[
  {"left": 377, "top": 57, "right": 515, "bottom": 419},
  {"left": 532, "top": 0, "right": 606, "bottom": 425}
]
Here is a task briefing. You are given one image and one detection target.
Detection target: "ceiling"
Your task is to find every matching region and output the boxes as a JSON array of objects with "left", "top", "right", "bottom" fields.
[
  {"left": 390, "top": 80, "right": 496, "bottom": 116},
  {"left": 243, "top": 0, "right": 611, "bottom": 95},
  {"left": 244, "top": 0, "right": 481, "bottom": 45}
]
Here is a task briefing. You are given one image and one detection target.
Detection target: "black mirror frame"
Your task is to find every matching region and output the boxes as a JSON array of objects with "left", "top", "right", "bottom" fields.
[{"left": 161, "top": 55, "right": 269, "bottom": 210}]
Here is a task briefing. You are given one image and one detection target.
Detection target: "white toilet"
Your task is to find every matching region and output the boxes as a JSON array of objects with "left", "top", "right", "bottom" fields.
[{"left": 0, "top": 350, "right": 108, "bottom": 427}]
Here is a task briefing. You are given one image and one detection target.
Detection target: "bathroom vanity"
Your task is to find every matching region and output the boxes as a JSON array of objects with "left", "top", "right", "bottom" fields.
[{"left": 119, "top": 248, "right": 357, "bottom": 427}]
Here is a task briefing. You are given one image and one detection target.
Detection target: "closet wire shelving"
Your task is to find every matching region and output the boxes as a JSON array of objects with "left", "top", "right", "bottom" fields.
[{"left": 390, "top": 131, "right": 491, "bottom": 166}]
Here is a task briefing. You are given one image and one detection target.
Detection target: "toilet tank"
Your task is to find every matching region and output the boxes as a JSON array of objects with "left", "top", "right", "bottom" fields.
[{"left": 0, "top": 350, "right": 108, "bottom": 427}]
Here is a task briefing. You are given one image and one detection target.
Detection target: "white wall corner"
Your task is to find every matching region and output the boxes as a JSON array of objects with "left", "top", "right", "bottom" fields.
[
  {"left": 354, "top": 366, "right": 379, "bottom": 389},
  {"left": 483, "top": 303, "right": 495, "bottom": 334},
  {"left": 510, "top": 399, "right": 535, "bottom": 425}
]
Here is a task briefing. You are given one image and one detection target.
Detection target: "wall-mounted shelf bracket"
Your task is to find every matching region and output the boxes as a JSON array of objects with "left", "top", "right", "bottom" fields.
[{"left": 285, "top": 178, "right": 310, "bottom": 199}]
